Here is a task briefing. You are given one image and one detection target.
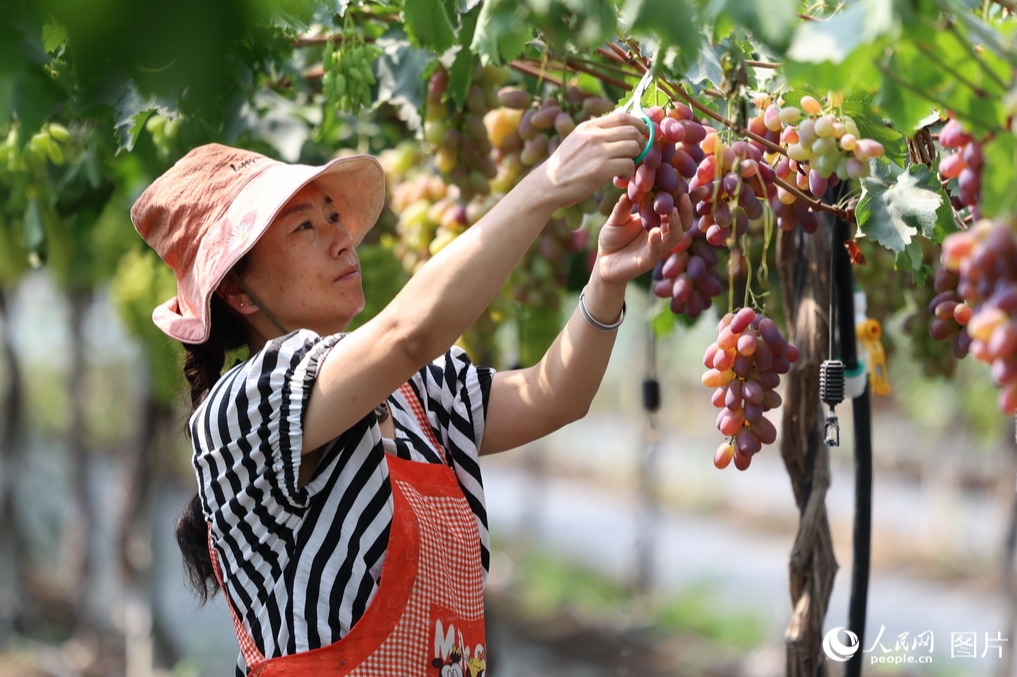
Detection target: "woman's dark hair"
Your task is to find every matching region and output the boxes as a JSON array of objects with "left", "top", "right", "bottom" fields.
[{"left": 176, "top": 277, "right": 251, "bottom": 603}]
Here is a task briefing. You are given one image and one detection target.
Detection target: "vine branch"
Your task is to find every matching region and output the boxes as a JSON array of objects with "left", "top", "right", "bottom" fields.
[{"left": 510, "top": 60, "right": 564, "bottom": 87}]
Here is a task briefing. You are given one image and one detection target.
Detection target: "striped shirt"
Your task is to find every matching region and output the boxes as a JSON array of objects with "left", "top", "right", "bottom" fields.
[{"left": 188, "top": 330, "right": 493, "bottom": 675}]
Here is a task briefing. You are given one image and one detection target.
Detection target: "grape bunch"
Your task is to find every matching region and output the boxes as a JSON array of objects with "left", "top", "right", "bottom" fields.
[
  {"left": 940, "top": 220, "right": 1017, "bottom": 413},
  {"left": 504, "top": 85, "right": 614, "bottom": 169},
  {"left": 926, "top": 267, "right": 973, "bottom": 358},
  {"left": 492, "top": 84, "right": 615, "bottom": 227},
  {"left": 613, "top": 105, "right": 703, "bottom": 233},
  {"left": 701, "top": 307, "right": 800, "bottom": 470},
  {"left": 424, "top": 65, "right": 509, "bottom": 201},
  {"left": 690, "top": 133, "right": 777, "bottom": 246},
  {"left": 937, "top": 116, "right": 984, "bottom": 218},
  {"left": 6, "top": 123, "right": 72, "bottom": 169},
  {"left": 322, "top": 39, "right": 382, "bottom": 114},
  {"left": 389, "top": 174, "right": 459, "bottom": 273},
  {"left": 749, "top": 95, "right": 885, "bottom": 233},
  {"left": 650, "top": 229, "right": 723, "bottom": 318}
]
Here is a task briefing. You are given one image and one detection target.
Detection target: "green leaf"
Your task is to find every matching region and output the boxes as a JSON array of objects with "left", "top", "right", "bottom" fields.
[
  {"left": 111, "top": 83, "right": 161, "bottom": 153},
  {"left": 446, "top": 8, "right": 480, "bottom": 108},
  {"left": 782, "top": 40, "right": 884, "bottom": 97},
  {"left": 840, "top": 89, "right": 908, "bottom": 166},
  {"left": 41, "top": 21, "right": 68, "bottom": 53},
  {"left": 705, "top": 0, "right": 796, "bottom": 55},
  {"left": 855, "top": 163, "right": 956, "bottom": 271},
  {"left": 471, "top": 0, "right": 532, "bottom": 65},
  {"left": 403, "top": 0, "right": 456, "bottom": 52},
  {"left": 621, "top": 0, "right": 701, "bottom": 66},
  {"left": 685, "top": 42, "right": 724, "bottom": 86},
  {"left": 979, "top": 133, "right": 1017, "bottom": 218},
  {"left": 375, "top": 30, "right": 429, "bottom": 134}
]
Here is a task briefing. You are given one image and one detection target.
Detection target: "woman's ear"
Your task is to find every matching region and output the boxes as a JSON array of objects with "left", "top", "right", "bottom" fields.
[{"left": 218, "top": 278, "right": 258, "bottom": 317}]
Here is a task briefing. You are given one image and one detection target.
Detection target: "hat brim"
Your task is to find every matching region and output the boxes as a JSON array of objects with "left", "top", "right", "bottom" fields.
[{"left": 153, "top": 153, "right": 386, "bottom": 345}]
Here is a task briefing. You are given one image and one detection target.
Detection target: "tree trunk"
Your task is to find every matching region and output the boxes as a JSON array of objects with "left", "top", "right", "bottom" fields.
[
  {"left": 64, "top": 288, "right": 95, "bottom": 624},
  {"left": 118, "top": 395, "right": 181, "bottom": 675},
  {"left": 777, "top": 226, "right": 839, "bottom": 677},
  {"left": 0, "top": 288, "right": 31, "bottom": 638}
]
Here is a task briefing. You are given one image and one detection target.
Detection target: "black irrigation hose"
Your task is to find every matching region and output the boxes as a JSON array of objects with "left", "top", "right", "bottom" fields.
[{"left": 826, "top": 185, "right": 874, "bottom": 677}]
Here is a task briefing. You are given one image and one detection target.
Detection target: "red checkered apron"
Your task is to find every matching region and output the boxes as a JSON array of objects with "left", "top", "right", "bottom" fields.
[{"left": 208, "top": 383, "right": 488, "bottom": 676}]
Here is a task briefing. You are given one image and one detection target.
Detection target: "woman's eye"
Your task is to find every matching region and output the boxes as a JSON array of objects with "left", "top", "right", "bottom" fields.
[
  {"left": 328, "top": 212, "right": 341, "bottom": 224},
  {"left": 296, "top": 221, "right": 312, "bottom": 231}
]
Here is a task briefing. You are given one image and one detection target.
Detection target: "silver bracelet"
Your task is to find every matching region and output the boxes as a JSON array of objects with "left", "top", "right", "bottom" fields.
[{"left": 578, "top": 287, "right": 626, "bottom": 332}]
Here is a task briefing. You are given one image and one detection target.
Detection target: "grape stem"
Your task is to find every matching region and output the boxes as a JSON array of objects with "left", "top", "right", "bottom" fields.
[
  {"left": 292, "top": 34, "right": 381, "bottom": 48},
  {"left": 773, "top": 177, "right": 855, "bottom": 219},
  {"left": 539, "top": 57, "right": 632, "bottom": 90},
  {"left": 745, "top": 60, "right": 782, "bottom": 69},
  {"left": 567, "top": 55, "right": 642, "bottom": 80}
]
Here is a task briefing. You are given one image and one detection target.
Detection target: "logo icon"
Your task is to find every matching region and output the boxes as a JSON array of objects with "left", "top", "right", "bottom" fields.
[{"left": 823, "top": 627, "right": 860, "bottom": 662}]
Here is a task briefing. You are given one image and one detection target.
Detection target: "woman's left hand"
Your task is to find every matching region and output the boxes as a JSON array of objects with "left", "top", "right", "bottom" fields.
[{"left": 593, "top": 192, "right": 694, "bottom": 288}]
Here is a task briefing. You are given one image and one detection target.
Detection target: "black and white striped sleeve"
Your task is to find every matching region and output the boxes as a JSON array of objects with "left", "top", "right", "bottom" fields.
[{"left": 189, "top": 329, "right": 343, "bottom": 567}]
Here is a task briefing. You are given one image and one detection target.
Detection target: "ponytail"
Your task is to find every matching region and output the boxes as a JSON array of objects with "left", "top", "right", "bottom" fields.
[{"left": 177, "top": 290, "right": 250, "bottom": 603}]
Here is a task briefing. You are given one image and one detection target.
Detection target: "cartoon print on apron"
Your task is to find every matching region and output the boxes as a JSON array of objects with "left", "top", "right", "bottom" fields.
[{"left": 208, "top": 382, "right": 487, "bottom": 676}]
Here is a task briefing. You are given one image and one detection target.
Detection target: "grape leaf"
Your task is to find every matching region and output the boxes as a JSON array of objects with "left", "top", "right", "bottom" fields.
[
  {"left": 41, "top": 22, "right": 68, "bottom": 53},
  {"left": 471, "top": 0, "right": 531, "bottom": 65},
  {"left": 979, "top": 133, "right": 1017, "bottom": 219},
  {"left": 855, "top": 163, "right": 956, "bottom": 272},
  {"left": 684, "top": 42, "right": 724, "bottom": 87},
  {"left": 782, "top": 40, "right": 885, "bottom": 98},
  {"left": 111, "top": 83, "right": 159, "bottom": 153},
  {"left": 839, "top": 89, "right": 907, "bottom": 166},
  {"left": 620, "top": 0, "right": 701, "bottom": 67},
  {"left": 403, "top": 0, "right": 456, "bottom": 52},
  {"left": 704, "top": 0, "right": 796, "bottom": 55},
  {"left": 375, "top": 30, "right": 429, "bottom": 134},
  {"left": 446, "top": 8, "right": 480, "bottom": 108}
]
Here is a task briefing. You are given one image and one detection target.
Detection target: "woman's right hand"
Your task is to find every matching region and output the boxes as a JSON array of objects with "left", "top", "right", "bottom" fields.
[{"left": 536, "top": 111, "right": 648, "bottom": 211}]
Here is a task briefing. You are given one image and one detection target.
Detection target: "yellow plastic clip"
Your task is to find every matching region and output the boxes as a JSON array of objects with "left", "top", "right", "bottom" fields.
[{"left": 856, "top": 318, "right": 890, "bottom": 396}]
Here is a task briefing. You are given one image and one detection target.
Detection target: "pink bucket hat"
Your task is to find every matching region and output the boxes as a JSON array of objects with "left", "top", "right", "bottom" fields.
[{"left": 131, "top": 143, "right": 386, "bottom": 344}]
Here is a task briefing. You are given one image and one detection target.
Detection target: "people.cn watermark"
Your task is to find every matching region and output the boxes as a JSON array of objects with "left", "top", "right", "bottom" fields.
[{"left": 822, "top": 626, "right": 1009, "bottom": 666}]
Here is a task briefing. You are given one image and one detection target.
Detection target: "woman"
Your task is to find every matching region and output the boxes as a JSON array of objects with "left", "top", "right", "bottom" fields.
[{"left": 132, "top": 111, "right": 690, "bottom": 676}]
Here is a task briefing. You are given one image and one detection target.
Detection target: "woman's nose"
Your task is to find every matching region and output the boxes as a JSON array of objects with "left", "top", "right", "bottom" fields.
[{"left": 329, "top": 221, "right": 354, "bottom": 258}]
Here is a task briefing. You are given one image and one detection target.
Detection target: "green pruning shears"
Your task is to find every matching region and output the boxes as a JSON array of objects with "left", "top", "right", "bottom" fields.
[{"left": 620, "top": 67, "right": 656, "bottom": 164}]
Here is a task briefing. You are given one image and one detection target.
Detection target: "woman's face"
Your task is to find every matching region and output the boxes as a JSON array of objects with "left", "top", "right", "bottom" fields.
[{"left": 241, "top": 181, "right": 365, "bottom": 338}]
